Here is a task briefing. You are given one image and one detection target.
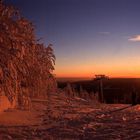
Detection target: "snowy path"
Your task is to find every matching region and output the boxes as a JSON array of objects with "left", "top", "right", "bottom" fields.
[{"left": 1, "top": 93, "right": 140, "bottom": 139}]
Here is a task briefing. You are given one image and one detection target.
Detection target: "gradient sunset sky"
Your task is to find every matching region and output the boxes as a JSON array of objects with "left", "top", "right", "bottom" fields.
[{"left": 6, "top": 0, "right": 140, "bottom": 78}]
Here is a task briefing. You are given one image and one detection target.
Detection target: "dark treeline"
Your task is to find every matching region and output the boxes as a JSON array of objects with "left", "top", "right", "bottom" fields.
[{"left": 57, "top": 78, "right": 140, "bottom": 104}]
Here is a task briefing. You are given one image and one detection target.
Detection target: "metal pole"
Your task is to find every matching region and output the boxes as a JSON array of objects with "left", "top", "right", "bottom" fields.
[{"left": 100, "top": 79, "right": 104, "bottom": 103}]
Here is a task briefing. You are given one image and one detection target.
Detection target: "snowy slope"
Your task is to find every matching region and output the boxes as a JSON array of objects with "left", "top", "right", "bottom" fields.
[{"left": 0, "top": 92, "right": 140, "bottom": 140}]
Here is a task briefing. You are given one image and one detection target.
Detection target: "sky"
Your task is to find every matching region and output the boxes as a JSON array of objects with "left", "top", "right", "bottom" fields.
[{"left": 5, "top": 0, "right": 140, "bottom": 78}]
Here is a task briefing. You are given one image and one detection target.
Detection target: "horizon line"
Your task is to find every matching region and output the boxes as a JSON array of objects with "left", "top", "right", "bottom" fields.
[{"left": 56, "top": 76, "right": 140, "bottom": 79}]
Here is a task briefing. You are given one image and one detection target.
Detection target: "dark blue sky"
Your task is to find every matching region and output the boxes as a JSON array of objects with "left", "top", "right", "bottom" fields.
[{"left": 5, "top": 0, "right": 140, "bottom": 77}]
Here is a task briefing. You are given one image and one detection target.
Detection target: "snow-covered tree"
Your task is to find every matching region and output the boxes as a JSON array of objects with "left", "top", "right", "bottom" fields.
[{"left": 0, "top": 2, "right": 56, "bottom": 108}]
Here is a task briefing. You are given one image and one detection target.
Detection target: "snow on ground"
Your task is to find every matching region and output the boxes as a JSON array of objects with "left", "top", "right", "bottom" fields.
[{"left": 0, "top": 93, "right": 140, "bottom": 139}]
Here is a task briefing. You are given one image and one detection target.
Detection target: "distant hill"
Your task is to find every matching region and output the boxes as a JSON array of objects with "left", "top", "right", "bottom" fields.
[{"left": 56, "top": 77, "right": 91, "bottom": 82}]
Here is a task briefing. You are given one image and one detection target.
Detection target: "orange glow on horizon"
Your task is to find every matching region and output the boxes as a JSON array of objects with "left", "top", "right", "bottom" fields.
[
  {"left": 55, "top": 69, "right": 140, "bottom": 78},
  {"left": 55, "top": 55, "right": 140, "bottom": 78},
  {"left": 55, "top": 64, "right": 140, "bottom": 78},
  {"left": 56, "top": 73, "right": 140, "bottom": 78}
]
